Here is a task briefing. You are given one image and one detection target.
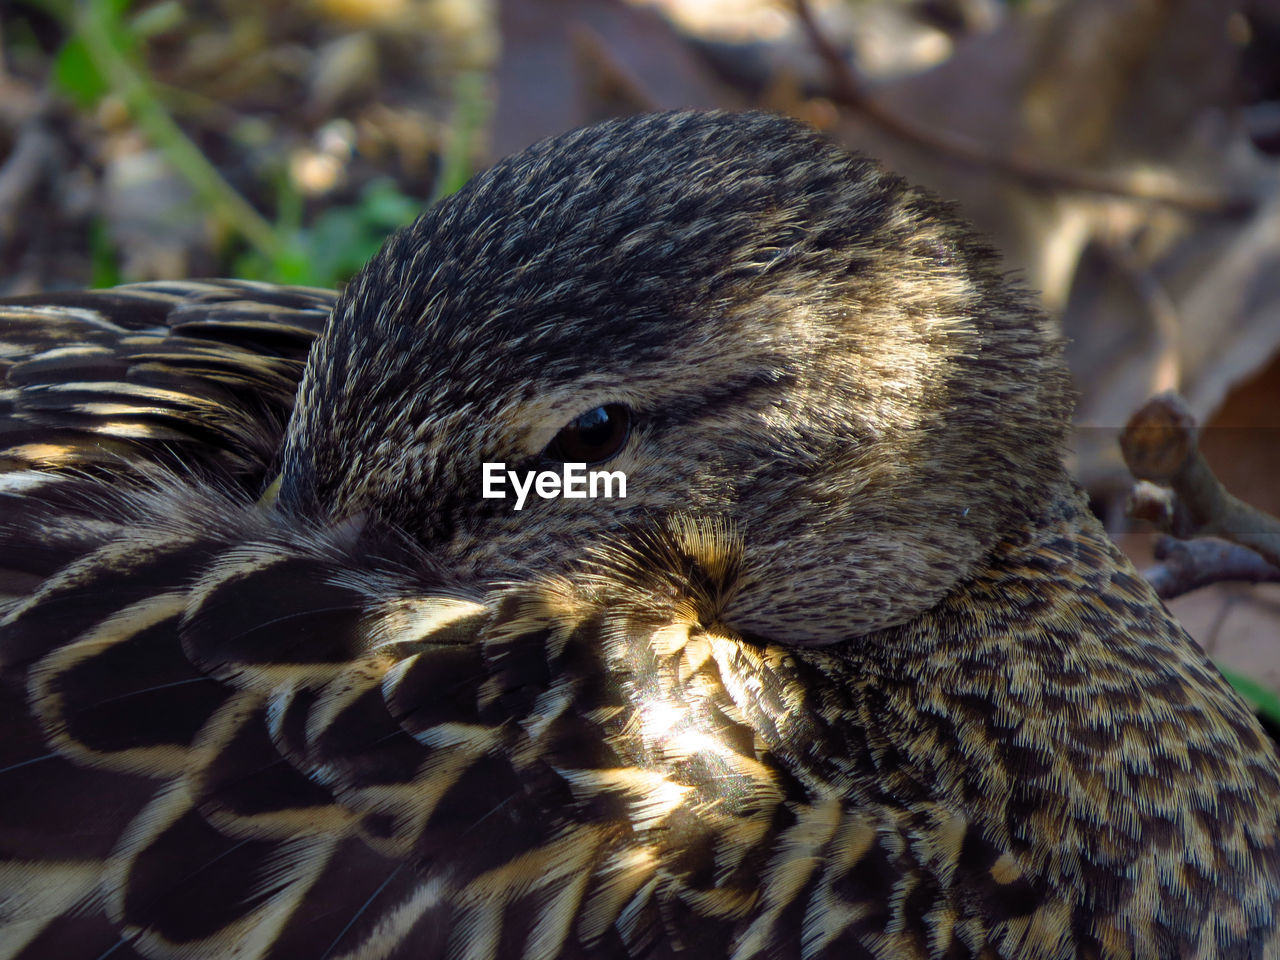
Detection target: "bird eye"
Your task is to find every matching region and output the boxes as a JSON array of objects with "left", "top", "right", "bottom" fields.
[{"left": 544, "top": 404, "right": 631, "bottom": 464}]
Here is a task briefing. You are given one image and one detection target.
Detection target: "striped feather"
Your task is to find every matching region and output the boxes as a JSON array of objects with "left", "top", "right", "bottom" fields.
[{"left": 0, "top": 281, "right": 330, "bottom": 490}]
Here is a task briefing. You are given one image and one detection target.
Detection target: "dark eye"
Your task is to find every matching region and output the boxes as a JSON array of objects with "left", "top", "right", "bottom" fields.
[{"left": 544, "top": 404, "right": 631, "bottom": 464}]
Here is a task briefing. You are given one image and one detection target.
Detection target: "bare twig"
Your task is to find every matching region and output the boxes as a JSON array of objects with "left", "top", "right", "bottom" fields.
[
  {"left": 790, "top": 0, "right": 1251, "bottom": 216},
  {"left": 1121, "top": 391, "right": 1280, "bottom": 596},
  {"left": 1143, "top": 535, "right": 1280, "bottom": 600}
]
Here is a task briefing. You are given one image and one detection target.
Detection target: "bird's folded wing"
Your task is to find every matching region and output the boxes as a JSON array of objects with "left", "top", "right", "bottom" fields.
[
  {"left": 0, "top": 280, "right": 332, "bottom": 491},
  {"left": 0, "top": 481, "right": 906, "bottom": 960},
  {"left": 0, "top": 484, "right": 606, "bottom": 960},
  {"left": 1, "top": 465, "right": 753, "bottom": 960}
]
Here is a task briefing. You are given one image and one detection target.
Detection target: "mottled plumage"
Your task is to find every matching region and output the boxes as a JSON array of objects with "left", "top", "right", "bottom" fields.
[{"left": 0, "top": 111, "right": 1277, "bottom": 960}]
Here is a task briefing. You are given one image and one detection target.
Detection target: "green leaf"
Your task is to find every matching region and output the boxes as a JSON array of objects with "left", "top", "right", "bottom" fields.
[
  {"left": 50, "top": 0, "right": 139, "bottom": 107},
  {"left": 52, "top": 37, "right": 108, "bottom": 106},
  {"left": 269, "top": 247, "right": 320, "bottom": 286},
  {"left": 277, "top": 179, "right": 422, "bottom": 287},
  {"left": 361, "top": 180, "right": 421, "bottom": 227},
  {"left": 1220, "top": 665, "right": 1280, "bottom": 728}
]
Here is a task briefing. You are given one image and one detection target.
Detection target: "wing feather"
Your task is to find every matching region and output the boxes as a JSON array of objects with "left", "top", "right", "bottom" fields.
[
  {"left": 0, "top": 281, "right": 331, "bottom": 490},
  {"left": 0, "top": 450, "right": 765, "bottom": 960}
]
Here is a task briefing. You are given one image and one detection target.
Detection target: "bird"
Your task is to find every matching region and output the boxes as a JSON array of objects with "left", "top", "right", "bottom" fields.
[{"left": 0, "top": 109, "right": 1278, "bottom": 960}]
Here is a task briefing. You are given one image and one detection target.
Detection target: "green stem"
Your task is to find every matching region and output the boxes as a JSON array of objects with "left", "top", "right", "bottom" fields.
[
  {"left": 431, "top": 69, "right": 490, "bottom": 204},
  {"left": 73, "top": 0, "right": 283, "bottom": 259}
]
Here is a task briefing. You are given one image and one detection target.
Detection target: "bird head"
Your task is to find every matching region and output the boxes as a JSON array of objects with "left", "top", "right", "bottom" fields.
[{"left": 278, "top": 110, "right": 1072, "bottom": 644}]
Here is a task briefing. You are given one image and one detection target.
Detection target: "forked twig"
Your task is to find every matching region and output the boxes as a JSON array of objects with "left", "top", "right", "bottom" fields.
[{"left": 1121, "top": 392, "right": 1280, "bottom": 598}]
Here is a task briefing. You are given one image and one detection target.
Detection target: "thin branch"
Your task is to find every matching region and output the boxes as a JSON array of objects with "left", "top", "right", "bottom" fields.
[
  {"left": 1143, "top": 535, "right": 1280, "bottom": 600},
  {"left": 790, "top": 0, "right": 1252, "bottom": 216},
  {"left": 1121, "top": 391, "right": 1280, "bottom": 597}
]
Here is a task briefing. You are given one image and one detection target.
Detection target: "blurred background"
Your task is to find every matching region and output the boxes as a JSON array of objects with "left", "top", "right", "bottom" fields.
[{"left": 2, "top": 0, "right": 1278, "bottom": 704}]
